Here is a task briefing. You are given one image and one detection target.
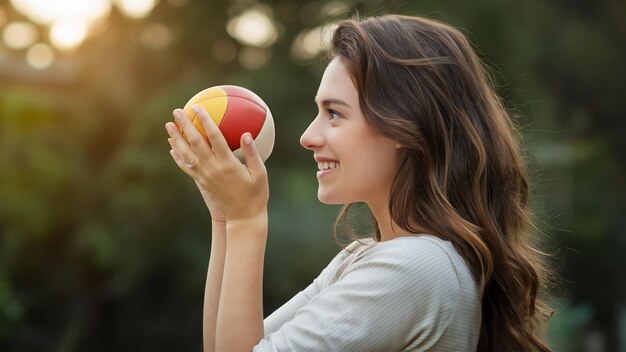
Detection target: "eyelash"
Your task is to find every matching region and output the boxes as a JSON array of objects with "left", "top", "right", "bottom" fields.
[{"left": 327, "top": 108, "right": 341, "bottom": 120}]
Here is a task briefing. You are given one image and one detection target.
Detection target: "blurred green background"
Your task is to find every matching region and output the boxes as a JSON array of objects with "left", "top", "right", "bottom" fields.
[{"left": 0, "top": 0, "right": 624, "bottom": 351}]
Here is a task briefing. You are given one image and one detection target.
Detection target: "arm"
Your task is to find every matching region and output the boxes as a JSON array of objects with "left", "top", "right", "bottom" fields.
[
  {"left": 167, "top": 105, "right": 269, "bottom": 351},
  {"left": 193, "top": 180, "right": 229, "bottom": 352},
  {"left": 253, "top": 238, "right": 463, "bottom": 351},
  {"left": 216, "top": 215, "right": 268, "bottom": 351},
  {"left": 167, "top": 141, "right": 229, "bottom": 351},
  {"left": 204, "top": 219, "right": 227, "bottom": 352}
]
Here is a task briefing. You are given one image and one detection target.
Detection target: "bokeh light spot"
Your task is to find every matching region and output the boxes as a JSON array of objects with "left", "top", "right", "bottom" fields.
[
  {"left": 2, "top": 22, "right": 38, "bottom": 49},
  {"left": 291, "top": 23, "right": 338, "bottom": 62},
  {"left": 320, "top": 1, "right": 350, "bottom": 18},
  {"left": 10, "top": 0, "right": 111, "bottom": 26},
  {"left": 238, "top": 47, "right": 271, "bottom": 70},
  {"left": 227, "top": 8, "right": 279, "bottom": 48},
  {"left": 49, "top": 20, "right": 88, "bottom": 51},
  {"left": 115, "top": 0, "right": 158, "bottom": 19},
  {"left": 26, "top": 42, "right": 54, "bottom": 69},
  {"left": 141, "top": 22, "right": 172, "bottom": 49}
]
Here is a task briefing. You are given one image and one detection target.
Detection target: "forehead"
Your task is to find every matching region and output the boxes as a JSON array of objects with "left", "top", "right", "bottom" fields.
[{"left": 315, "top": 58, "right": 358, "bottom": 103}]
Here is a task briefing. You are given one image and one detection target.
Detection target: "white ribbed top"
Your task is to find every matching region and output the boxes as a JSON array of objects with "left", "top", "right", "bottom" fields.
[{"left": 253, "top": 235, "right": 482, "bottom": 351}]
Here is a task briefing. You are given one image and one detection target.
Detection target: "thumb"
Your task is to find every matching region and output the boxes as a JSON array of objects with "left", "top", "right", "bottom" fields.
[{"left": 241, "top": 132, "right": 264, "bottom": 174}]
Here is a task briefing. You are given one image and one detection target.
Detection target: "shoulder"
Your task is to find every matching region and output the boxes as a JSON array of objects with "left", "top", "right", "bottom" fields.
[
  {"left": 330, "top": 236, "right": 470, "bottom": 344},
  {"left": 332, "top": 235, "right": 461, "bottom": 271},
  {"left": 328, "top": 235, "right": 462, "bottom": 293},
  {"left": 324, "top": 235, "right": 470, "bottom": 295},
  {"left": 256, "top": 235, "right": 477, "bottom": 351},
  {"left": 351, "top": 235, "right": 462, "bottom": 273},
  {"left": 369, "top": 234, "right": 456, "bottom": 257}
]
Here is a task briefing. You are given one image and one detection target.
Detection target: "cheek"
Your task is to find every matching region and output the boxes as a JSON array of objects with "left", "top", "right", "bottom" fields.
[{"left": 349, "top": 148, "right": 399, "bottom": 186}]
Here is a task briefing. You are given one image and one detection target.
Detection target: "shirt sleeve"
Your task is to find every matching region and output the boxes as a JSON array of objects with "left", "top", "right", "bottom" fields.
[
  {"left": 253, "top": 238, "right": 462, "bottom": 352},
  {"left": 262, "top": 241, "right": 360, "bottom": 335}
]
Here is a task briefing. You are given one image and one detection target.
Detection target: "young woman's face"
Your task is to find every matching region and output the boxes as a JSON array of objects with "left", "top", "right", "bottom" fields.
[{"left": 300, "top": 57, "right": 400, "bottom": 206}]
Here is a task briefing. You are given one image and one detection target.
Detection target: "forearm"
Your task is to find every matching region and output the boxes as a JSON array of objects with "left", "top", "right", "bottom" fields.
[
  {"left": 216, "top": 214, "right": 268, "bottom": 351},
  {"left": 203, "top": 220, "right": 227, "bottom": 352}
]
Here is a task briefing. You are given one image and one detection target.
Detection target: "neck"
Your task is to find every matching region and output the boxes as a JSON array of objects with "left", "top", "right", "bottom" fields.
[
  {"left": 367, "top": 198, "right": 430, "bottom": 242},
  {"left": 368, "top": 201, "right": 405, "bottom": 242}
]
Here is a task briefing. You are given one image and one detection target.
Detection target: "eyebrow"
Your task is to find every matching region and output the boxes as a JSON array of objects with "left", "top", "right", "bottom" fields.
[{"left": 314, "top": 97, "right": 352, "bottom": 109}]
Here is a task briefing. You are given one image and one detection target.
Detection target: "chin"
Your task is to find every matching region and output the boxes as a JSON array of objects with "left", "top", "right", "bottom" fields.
[
  {"left": 317, "top": 188, "right": 353, "bottom": 205},
  {"left": 317, "top": 190, "right": 342, "bottom": 205}
]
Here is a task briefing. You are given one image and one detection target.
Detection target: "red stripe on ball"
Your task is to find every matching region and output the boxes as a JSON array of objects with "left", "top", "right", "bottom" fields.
[
  {"left": 220, "top": 96, "right": 266, "bottom": 150},
  {"left": 222, "top": 86, "right": 266, "bottom": 109}
]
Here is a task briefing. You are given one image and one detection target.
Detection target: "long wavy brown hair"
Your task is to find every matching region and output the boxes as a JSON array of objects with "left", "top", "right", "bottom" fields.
[{"left": 328, "top": 14, "right": 555, "bottom": 351}]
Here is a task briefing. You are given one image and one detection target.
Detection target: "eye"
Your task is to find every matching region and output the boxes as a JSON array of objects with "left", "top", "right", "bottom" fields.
[{"left": 327, "top": 108, "right": 342, "bottom": 120}]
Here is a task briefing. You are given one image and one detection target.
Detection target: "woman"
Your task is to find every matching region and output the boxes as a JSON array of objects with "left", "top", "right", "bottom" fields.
[{"left": 165, "top": 14, "right": 554, "bottom": 352}]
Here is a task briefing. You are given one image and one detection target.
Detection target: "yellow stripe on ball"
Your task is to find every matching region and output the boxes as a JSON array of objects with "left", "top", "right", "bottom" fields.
[{"left": 182, "top": 87, "right": 229, "bottom": 139}]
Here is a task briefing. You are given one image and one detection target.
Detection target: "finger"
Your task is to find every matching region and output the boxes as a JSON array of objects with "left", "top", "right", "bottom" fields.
[
  {"left": 191, "top": 105, "right": 232, "bottom": 159},
  {"left": 167, "top": 137, "right": 185, "bottom": 156},
  {"left": 166, "top": 125, "right": 201, "bottom": 171},
  {"left": 166, "top": 120, "right": 195, "bottom": 153},
  {"left": 173, "top": 108, "right": 215, "bottom": 162},
  {"left": 169, "top": 148, "right": 195, "bottom": 176},
  {"left": 240, "top": 132, "right": 265, "bottom": 176}
]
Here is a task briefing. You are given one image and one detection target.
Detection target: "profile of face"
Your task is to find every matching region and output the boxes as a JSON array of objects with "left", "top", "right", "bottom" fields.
[{"left": 300, "top": 57, "right": 400, "bottom": 207}]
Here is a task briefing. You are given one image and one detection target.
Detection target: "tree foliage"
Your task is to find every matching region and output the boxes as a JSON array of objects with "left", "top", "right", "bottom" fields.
[{"left": 0, "top": 0, "right": 624, "bottom": 350}]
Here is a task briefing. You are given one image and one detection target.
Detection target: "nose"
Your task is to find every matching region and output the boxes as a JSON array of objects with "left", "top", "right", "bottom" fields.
[{"left": 300, "top": 116, "right": 324, "bottom": 151}]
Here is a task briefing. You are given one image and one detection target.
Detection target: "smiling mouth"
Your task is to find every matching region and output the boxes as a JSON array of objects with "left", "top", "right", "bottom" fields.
[
  {"left": 316, "top": 162, "right": 339, "bottom": 178},
  {"left": 317, "top": 161, "right": 340, "bottom": 171}
]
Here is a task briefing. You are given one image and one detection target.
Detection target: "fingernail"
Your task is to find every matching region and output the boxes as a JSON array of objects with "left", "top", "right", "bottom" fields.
[
  {"left": 174, "top": 111, "right": 181, "bottom": 121},
  {"left": 244, "top": 133, "right": 253, "bottom": 145},
  {"left": 192, "top": 105, "right": 201, "bottom": 114}
]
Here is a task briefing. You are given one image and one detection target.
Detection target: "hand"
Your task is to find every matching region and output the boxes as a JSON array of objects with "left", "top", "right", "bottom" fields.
[
  {"left": 167, "top": 124, "right": 226, "bottom": 223},
  {"left": 195, "top": 180, "right": 226, "bottom": 223},
  {"left": 165, "top": 105, "right": 269, "bottom": 223}
]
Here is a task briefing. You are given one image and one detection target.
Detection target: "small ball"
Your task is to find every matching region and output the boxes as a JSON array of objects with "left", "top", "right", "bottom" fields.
[{"left": 181, "top": 85, "right": 275, "bottom": 162}]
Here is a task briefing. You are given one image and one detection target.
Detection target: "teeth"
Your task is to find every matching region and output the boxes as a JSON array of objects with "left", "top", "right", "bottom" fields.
[{"left": 317, "top": 161, "right": 339, "bottom": 170}]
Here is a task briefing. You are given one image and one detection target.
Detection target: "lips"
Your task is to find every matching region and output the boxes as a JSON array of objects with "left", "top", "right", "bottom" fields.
[
  {"left": 314, "top": 156, "right": 339, "bottom": 178},
  {"left": 316, "top": 162, "right": 339, "bottom": 178}
]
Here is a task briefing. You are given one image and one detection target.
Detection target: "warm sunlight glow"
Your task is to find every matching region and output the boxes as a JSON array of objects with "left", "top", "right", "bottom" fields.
[
  {"left": 115, "top": 0, "right": 158, "bottom": 19},
  {"left": 0, "top": 7, "right": 7, "bottom": 27},
  {"left": 49, "top": 20, "right": 88, "bottom": 51},
  {"left": 8, "top": 0, "right": 160, "bottom": 51},
  {"left": 291, "top": 23, "right": 338, "bottom": 62},
  {"left": 141, "top": 22, "right": 172, "bottom": 49},
  {"left": 26, "top": 42, "right": 54, "bottom": 68},
  {"left": 320, "top": 1, "right": 350, "bottom": 18},
  {"left": 2, "top": 22, "right": 38, "bottom": 49},
  {"left": 226, "top": 8, "right": 278, "bottom": 48},
  {"left": 10, "top": 0, "right": 111, "bottom": 26}
]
